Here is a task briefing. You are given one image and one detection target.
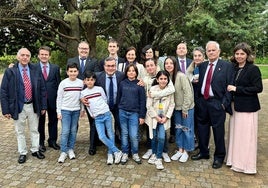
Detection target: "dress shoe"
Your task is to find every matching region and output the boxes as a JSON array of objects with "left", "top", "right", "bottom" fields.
[
  {"left": 39, "top": 145, "right": 46, "bottom": 152},
  {"left": 48, "top": 142, "right": 60, "bottom": 150},
  {"left": 18, "top": 155, "right": 26, "bottom": 164},
  {"left": 88, "top": 149, "right": 96, "bottom": 155},
  {"left": 169, "top": 135, "right": 175, "bottom": 143},
  {"left": 191, "top": 153, "right": 210, "bottom": 160},
  {"left": 32, "top": 151, "right": 45, "bottom": 159},
  {"left": 212, "top": 160, "right": 223, "bottom": 169}
]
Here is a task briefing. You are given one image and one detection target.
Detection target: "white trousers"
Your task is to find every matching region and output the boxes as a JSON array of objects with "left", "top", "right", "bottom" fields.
[{"left": 14, "top": 103, "right": 39, "bottom": 155}]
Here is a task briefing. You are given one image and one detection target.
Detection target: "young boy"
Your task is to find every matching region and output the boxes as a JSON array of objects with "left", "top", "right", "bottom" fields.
[
  {"left": 80, "top": 71, "right": 122, "bottom": 165},
  {"left": 56, "top": 63, "right": 84, "bottom": 163}
]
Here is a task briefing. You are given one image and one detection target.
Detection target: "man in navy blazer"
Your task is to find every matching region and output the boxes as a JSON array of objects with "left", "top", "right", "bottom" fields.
[
  {"left": 67, "top": 41, "right": 99, "bottom": 80},
  {"left": 191, "top": 41, "right": 234, "bottom": 169},
  {"left": 36, "top": 46, "right": 61, "bottom": 152},
  {"left": 95, "top": 57, "right": 125, "bottom": 146},
  {"left": 1, "top": 48, "right": 47, "bottom": 164}
]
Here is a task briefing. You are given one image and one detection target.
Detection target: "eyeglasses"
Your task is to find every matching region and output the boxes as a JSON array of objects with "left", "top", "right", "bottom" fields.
[
  {"left": 79, "top": 47, "right": 89, "bottom": 50},
  {"left": 105, "top": 65, "right": 116, "bottom": 68}
]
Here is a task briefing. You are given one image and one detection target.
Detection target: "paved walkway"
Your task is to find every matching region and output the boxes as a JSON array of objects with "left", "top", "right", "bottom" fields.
[{"left": 0, "top": 79, "right": 267, "bottom": 187}]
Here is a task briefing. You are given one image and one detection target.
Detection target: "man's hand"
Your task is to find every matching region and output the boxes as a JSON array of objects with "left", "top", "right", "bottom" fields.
[
  {"left": 81, "top": 97, "right": 89, "bottom": 106},
  {"left": 4, "top": 114, "right": 11, "bottom": 119}
]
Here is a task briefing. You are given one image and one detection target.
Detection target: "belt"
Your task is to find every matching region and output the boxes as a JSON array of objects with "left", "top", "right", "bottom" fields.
[{"left": 24, "top": 100, "right": 33, "bottom": 104}]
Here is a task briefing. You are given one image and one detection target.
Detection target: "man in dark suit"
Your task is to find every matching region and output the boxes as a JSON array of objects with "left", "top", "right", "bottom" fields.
[
  {"left": 98, "top": 38, "right": 125, "bottom": 72},
  {"left": 95, "top": 57, "right": 125, "bottom": 145},
  {"left": 176, "top": 42, "right": 192, "bottom": 73},
  {"left": 67, "top": 41, "right": 99, "bottom": 155},
  {"left": 1, "top": 48, "right": 47, "bottom": 164},
  {"left": 191, "top": 41, "right": 234, "bottom": 169},
  {"left": 67, "top": 41, "right": 99, "bottom": 79},
  {"left": 36, "top": 46, "right": 61, "bottom": 152}
]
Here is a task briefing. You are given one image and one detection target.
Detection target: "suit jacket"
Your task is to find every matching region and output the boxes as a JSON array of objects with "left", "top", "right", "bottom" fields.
[
  {"left": 232, "top": 63, "right": 263, "bottom": 112},
  {"left": 198, "top": 59, "right": 234, "bottom": 114},
  {"left": 67, "top": 56, "right": 99, "bottom": 79},
  {"left": 95, "top": 71, "right": 125, "bottom": 105},
  {"left": 35, "top": 62, "right": 61, "bottom": 109},
  {"left": 177, "top": 57, "right": 192, "bottom": 72},
  {"left": 98, "top": 57, "right": 125, "bottom": 72},
  {"left": 1, "top": 62, "right": 47, "bottom": 120}
]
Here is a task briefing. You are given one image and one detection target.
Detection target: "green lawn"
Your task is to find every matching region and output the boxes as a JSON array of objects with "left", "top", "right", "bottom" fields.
[{"left": 258, "top": 65, "right": 268, "bottom": 79}]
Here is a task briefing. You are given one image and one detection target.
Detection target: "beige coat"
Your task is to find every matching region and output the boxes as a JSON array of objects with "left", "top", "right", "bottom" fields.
[
  {"left": 174, "top": 72, "right": 195, "bottom": 114},
  {"left": 145, "top": 85, "right": 175, "bottom": 139}
]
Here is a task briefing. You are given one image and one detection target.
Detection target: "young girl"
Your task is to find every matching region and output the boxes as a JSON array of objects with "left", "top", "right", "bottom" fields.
[
  {"left": 145, "top": 71, "right": 175, "bottom": 170},
  {"left": 141, "top": 58, "right": 175, "bottom": 163},
  {"left": 164, "top": 56, "right": 195, "bottom": 163},
  {"left": 117, "top": 64, "right": 146, "bottom": 165},
  {"left": 56, "top": 63, "right": 84, "bottom": 163}
]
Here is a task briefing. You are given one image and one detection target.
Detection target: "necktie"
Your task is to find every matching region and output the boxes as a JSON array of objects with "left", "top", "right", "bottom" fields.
[
  {"left": 43, "top": 65, "right": 48, "bottom": 80},
  {"left": 180, "top": 60, "right": 185, "bottom": 74},
  {"left": 80, "top": 58, "right": 85, "bottom": 73},
  {"left": 23, "top": 68, "right": 32, "bottom": 101},
  {"left": 204, "top": 63, "right": 214, "bottom": 99},
  {"left": 108, "top": 77, "right": 114, "bottom": 110}
]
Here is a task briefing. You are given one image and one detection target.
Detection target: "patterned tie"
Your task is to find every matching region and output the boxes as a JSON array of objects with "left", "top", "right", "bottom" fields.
[
  {"left": 80, "top": 58, "right": 85, "bottom": 73},
  {"left": 43, "top": 65, "right": 48, "bottom": 80},
  {"left": 180, "top": 59, "right": 185, "bottom": 74},
  {"left": 23, "top": 68, "right": 32, "bottom": 101},
  {"left": 108, "top": 77, "right": 114, "bottom": 110},
  {"left": 204, "top": 63, "right": 214, "bottom": 100}
]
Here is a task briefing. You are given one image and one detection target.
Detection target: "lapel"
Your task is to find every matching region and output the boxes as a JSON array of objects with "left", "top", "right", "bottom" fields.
[{"left": 211, "top": 60, "right": 223, "bottom": 81}]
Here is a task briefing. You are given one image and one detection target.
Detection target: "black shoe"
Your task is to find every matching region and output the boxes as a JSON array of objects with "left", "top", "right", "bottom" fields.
[
  {"left": 191, "top": 153, "right": 210, "bottom": 160},
  {"left": 18, "top": 155, "right": 26, "bottom": 164},
  {"left": 48, "top": 142, "right": 60, "bottom": 150},
  {"left": 88, "top": 149, "right": 96, "bottom": 155},
  {"left": 32, "top": 151, "right": 45, "bottom": 159},
  {"left": 169, "top": 135, "right": 175, "bottom": 143},
  {"left": 39, "top": 145, "right": 46, "bottom": 152},
  {"left": 212, "top": 160, "right": 223, "bottom": 169}
]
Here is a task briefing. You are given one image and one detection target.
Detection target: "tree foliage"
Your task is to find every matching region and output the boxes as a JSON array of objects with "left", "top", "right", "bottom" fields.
[{"left": 0, "top": 0, "right": 267, "bottom": 61}]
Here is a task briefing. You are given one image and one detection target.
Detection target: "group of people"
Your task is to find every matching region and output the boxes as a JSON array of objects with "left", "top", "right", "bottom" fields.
[{"left": 0, "top": 39, "right": 262, "bottom": 174}]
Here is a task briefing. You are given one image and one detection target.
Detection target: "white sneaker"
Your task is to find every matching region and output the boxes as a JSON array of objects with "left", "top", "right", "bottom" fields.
[
  {"left": 107, "top": 154, "right": 114, "bottom": 165},
  {"left": 148, "top": 154, "right": 157, "bottom": 164},
  {"left": 155, "top": 158, "right": 164, "bottom": 170},
  {"left": 171, "top": 150, "right": 183, "bottom": 161},
  {"left": 68, "top": 149, "right": 76, "bottom": 160},
  {"left": 179, "top": 152, "right": 189, "bottom": 163},
  {"left": 132, "top": 154, "right": 142, "bottom": 164},
  {"left": 121, "top": 153, "right": 128, "bottom": 165},
  {"left": 58, "top": 152, "right": 67, "bottom": 163},
  {"left": 142, "top": 149, "right": 152, "bottom": 159},
  {"left": 114, "top": 151, "right": 123, "bottom": 164},
  {"left": 162, "top": 152, "right": 171, "bottom": 163}
]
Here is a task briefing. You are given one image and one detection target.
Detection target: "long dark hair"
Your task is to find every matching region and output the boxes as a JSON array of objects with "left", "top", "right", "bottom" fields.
[
  {"left": 230, "top": 42, "right": 254, "bottom": 67},
  {"left": 164, "top": 56, "right": 178, "bottom": 84},
  {"left": 152, "top": 70, "right": 170, "bottom": 86}
]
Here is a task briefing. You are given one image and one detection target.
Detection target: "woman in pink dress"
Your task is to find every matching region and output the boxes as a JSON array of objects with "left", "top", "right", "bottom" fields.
[{"left": 226, "top": 42, "right": 263, "bottom": 174}]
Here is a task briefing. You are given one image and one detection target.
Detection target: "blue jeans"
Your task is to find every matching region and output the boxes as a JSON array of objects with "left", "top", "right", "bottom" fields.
[
  {"left": 174, "top": 109, "right": 195, "bottom": 151},
  {"left": 151, "top": 123, "right": 165, "bottom": 159},
  {"left": 119, "top": 109, "right": 139, "bottom": 154},
  {"left": 60, "top": 110, "right": 80, "bottom": 153},
  {"left": 95, "top": 111, "right": 119, "bottom": 154}
]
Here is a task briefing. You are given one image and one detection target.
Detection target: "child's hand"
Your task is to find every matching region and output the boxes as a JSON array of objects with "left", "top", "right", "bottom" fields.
[
  {"left": 139, "top": 118, "right": 145, "bottom": 125},
  {"left": 57, "top": 114, "right": 62, "bottom": 120},
  {"left": 81, "top": 97, "right": 89, "bottom": 106}
]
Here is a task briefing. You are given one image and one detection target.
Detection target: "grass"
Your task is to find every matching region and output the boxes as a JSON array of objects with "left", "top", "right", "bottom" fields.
[{"left": 258, "top": 65, "right": 268, "bottom": 79}]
